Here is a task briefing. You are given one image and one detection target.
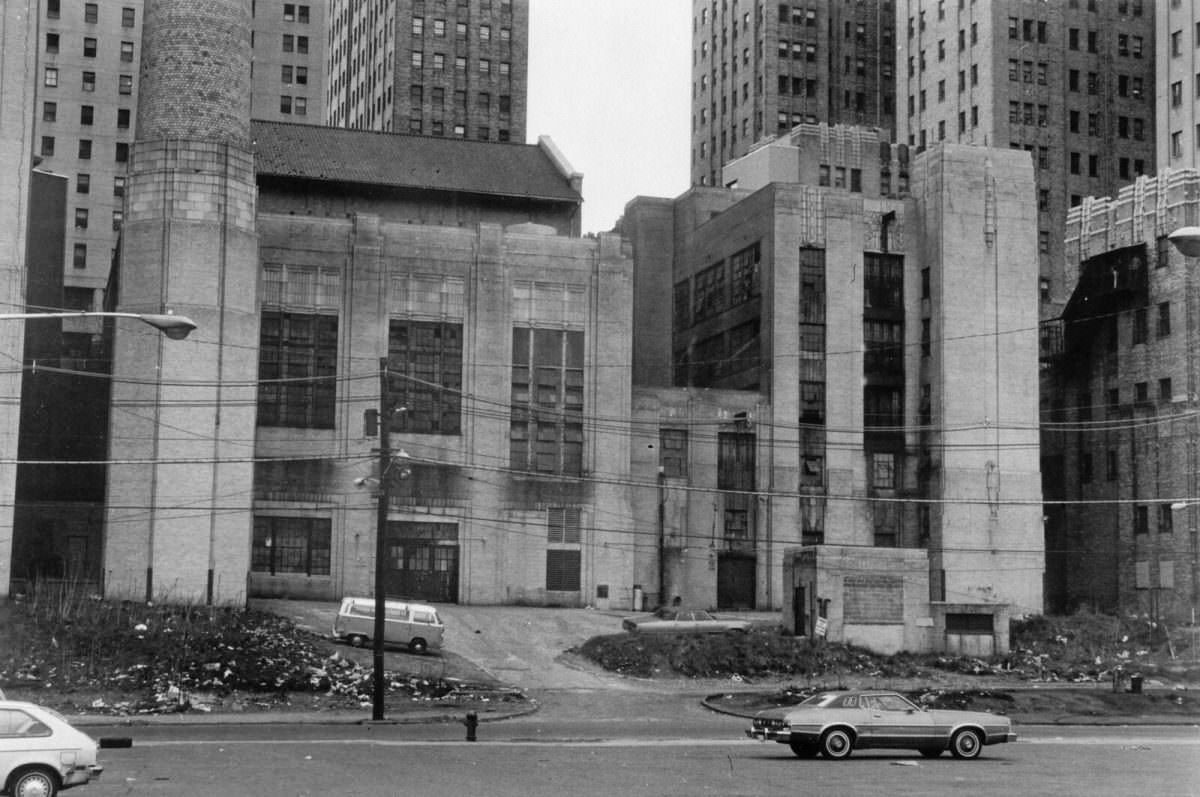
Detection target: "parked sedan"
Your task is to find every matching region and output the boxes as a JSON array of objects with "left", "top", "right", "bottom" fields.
[
  {"left": 621, "top": 607, "right": 751, "bottom": 633},
  {"left": 746, "top": 690, "right": 1016, "bottom": 760},
  {"left": 0, "top": 700, "right": 104, "bottom": 797}
]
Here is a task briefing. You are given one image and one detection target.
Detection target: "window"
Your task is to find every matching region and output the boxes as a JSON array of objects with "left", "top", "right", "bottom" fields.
[
  {"left": 47, "top": 0, "right": 59, "bottom": 19},
  {"left": 42, "top": 101, "right": 56, "bottom": 122},
  {"left": 78, "top": 139, "right": 92, "bottom": 159},
  {"left": 1158, "top": 302, "right": 1171, "bottom": 337},
  {"left": 113, "top": 176, "right": 125, "bottom": 197},
  {"left": 411, "top": 50, "right": 423, "bottom": 68},
  {"left": 412, "top": 16, "right": 424, "bottom": 35},
  {"left": 545, "top": 508, "right": 581, "bottom": 592},
  {"left": 296, "top": 36, "right": 308, "bottom": 54},
  {"left": 1134, "top": 506, "right": 1149, "bottom": 535},
  {"left": 433, "top": 18, "right": 446, "bottom": 36},
  {"left": 72, "top": 243, "right": 86, "bottom": 268},
  {"left": 112, "top": 209, "right": 122, "bottom": 230},
  {"left": 294, "top": 97, "right": 306, "bottom": 116},
  {"left": 455, "top": 56, "right": 466, "bottom": 72},
  {"left": 387, "top": 320, "right": 463, "bottom": 435},
  {"left": 120, "top": 41, "right": 134, "bottom": 62},
  {"left": 118, "top": 75, "right": 132, "bottom": 95},
  {"left": 480, "top": 24, "right": 491, "bottom": 41},
  {"left": 252, "top": 517, "right": 331, "bottom": 576},
  {"left": 74, "top": 208, "right": 88, "bottom": 230},
  {"left": 1159, "top": 504, "right": 1173, "bottom": 534},
  {"left": 1172, "top": 30, "right": 1183, "bottom": 57},
  {"left": 283, "top": 34, "right": 294, "bottom": 52},
  {"left": 117, "top": 108, "right": 130, "bottom": 129},
  {"left": 83, "top": 37, "right": 96, "bottom": 57},
  {"left": 510, "top": 328, "right": 585, "bottom": 476},
  {"left": 44, "top": 67, "right": 58, "bottom": 87},
  {"left": 660, "top": 429, "right": 688, "bottom": 478},
  {"left": 1133, "top": 307, "right": 1148, "bottom": 344},
  {"left": 479, "top": 58, "right": 491, "bottom": 75},
  {"left": 1160, "top": 377, "right": 1173, "bottom": 401},
  {"left": 76, "top": 173, "right": 90, "bottom": 194},
  {"left": 1172, "top": 81, "right": 1183, "bottom": 107},
  {"left": 121, "top": 6, "right": 135, "bottom": 27},
  {"left": 282, "top": 65, "right": 293, "bottom": 83},
  {"left": 84, "top": 2, "right": 97, "bottom": 23},
  {"left": 45, "top": 32, "right": 59, "bottom": 52},
  {"left": 115, "top": 142, "right": 129, "bottom": 162},
  {"left": 432, "top": 52, "right": 444, "bottom": 70},
  {"left": 82, "top": 71, "right": 96, "bottom": 91},
  {"left": 257, "top": 311, "right": 338, "bottom": 429}
]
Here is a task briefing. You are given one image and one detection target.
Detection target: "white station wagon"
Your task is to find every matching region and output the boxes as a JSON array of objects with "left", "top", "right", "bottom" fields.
[{"left": 0, "top": 699, "right": 104, "bottom": 797}]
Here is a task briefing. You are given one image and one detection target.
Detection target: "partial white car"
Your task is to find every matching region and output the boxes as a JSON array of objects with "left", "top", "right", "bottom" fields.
[
  {"left": 0, "top": 699, "right": 104, "bottom": 797},
  {"left": 621, "top": 607, "right": 751, "bottom": 634}
]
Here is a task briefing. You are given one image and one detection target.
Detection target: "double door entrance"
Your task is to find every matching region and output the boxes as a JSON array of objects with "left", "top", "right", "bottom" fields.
[{"left": 384, "top": 521, "right": 459, "bottom": 603}]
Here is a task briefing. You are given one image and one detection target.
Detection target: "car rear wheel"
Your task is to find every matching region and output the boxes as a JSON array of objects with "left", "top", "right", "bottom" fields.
[
  {"left": 788, "top": 740, "right": 819, "bottom": 758},
  {"left": 12, "top": 766, "right": 59, "bottom": 797},
  {"left": 950, "top": 728, "right": 983, "bottom": 760},
  {"left": 347, "top": 634, "right": 368, "bottom": 648},
  {"left": 918, "top": 747, "right": 943, "bottom": 758},
  {"left": 820, "top": 728, "right": 854, "bottom": 759},
  {"left": 409, "top": 638, "right": 428, "bottom": 655}
]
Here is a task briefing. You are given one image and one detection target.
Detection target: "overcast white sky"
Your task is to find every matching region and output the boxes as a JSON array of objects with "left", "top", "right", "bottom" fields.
[{"left": 527, "top": 0, "right": 691, "bottom": 234}]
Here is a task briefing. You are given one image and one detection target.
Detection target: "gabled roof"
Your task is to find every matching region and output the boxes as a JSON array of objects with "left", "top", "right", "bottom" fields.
[{"left": 250, "top": 120, "right": 582, "bottom": 203}]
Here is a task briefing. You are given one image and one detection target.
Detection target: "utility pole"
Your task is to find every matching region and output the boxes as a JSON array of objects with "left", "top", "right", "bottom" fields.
[{"left": 373, "top": 357, "right": 391, "bottom": 721}]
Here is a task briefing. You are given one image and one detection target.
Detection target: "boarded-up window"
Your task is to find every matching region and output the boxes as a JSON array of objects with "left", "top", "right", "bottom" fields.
[
  {"left": 546, "top": 550, "right": 581, "bottom": 591},
  {"left": 843, "top": 574, "right": 904, "bottom": 624},
  {"left": 659, "top": 429, "right": 688, "bottom": 478},
  {"left": 945, "top": 613, "right": 994, "bottom": 634}
]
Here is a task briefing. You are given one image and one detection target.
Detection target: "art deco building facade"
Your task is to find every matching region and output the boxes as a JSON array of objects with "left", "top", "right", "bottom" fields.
[
  {"left": 327, "top": 0, "right": 528, "bottom": 141},
  {"left": 625, "top": 127, "right": 1044, "bottom": 649},
  {"left": 689, "top": 0, "right": 896, "bottom": 187},
  {"left": 899, "top": 0, "right": 1156, "bottom": 312},
  {"left": 1041, "top": 170, "right": 1200, "bottom": 625}
]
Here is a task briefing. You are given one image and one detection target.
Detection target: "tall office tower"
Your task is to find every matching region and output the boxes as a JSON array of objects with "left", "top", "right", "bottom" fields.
[
  {"left": 31, "top": 0, "right": 143, "bottom": 307},
  {"left": 1158, "top": 2, "right": 1200, "bottom": 169},
  {"left": 899, "top": 0, "right": 1155, "bottom": 311},
  {"left": 327, "top": 0, "right": 528, "bottom": 140},
  {"left": 690, "top": 1, "right": 896, "bottom": 187},
  {"left": 249, "top": 1, "right": 330, "bottom": 123}
]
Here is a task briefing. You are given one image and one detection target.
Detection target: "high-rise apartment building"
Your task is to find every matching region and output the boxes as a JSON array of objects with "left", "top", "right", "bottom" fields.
[
  {"left": 1158, "top": 1, "right": 1200, "bottom": 169},
  {"left": 327, "top": 0, "right": 528, "bottom": 141},
  {"left": 30, "top": 1, "right": 332, "bottom": 302},
  {"left": 32, "top": 0, "right": 143, "bottom": 304},
  {"left": 250, "top": 1, "right": 329, "bottom": 123},
  {"left": 899, "top": 0, "right": 1155, "bottom": 310},
  {"left": 690, "top": 0, "right": 896, "bottom": 187}
]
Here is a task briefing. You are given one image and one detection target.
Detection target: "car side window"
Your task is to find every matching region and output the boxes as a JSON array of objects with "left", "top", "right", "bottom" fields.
[
  {"left": 876, "top": 695, "right": 912, "bottom": 712},
  {"left": 840, "top": 696, "right": 858, "bottom": 708},
  {"left": 0, "top": 709, "right": 52, "bottom": 737}
]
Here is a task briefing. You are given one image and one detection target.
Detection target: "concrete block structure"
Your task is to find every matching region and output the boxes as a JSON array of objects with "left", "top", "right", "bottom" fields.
[
  {"left": 623, "top": 130, "right": 1044, "bottom": 650},
  {"left": 1041, "top": 169, "right": 1200, "bottom": 625}
]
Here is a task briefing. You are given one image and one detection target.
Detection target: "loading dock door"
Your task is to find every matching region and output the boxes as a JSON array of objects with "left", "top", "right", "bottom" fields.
[{"left": 385, "top": 521, "right": 459, "bottom": 603}]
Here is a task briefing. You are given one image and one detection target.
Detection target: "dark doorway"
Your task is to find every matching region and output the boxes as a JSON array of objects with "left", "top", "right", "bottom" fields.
[
  {"left": 717, "top": 552, "right": 755, "bottom": 609},
  {"left": 385, "top": 521, "right": 459, "bottom": 603},
  {"left": 792, "top": 585, "right": 807, "bottom": 636}
]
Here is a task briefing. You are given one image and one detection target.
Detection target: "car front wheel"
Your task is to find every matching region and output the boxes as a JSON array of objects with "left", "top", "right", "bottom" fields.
[
  {"left": 788, "top": 739, "right": 819, "bottom": 758},
  {"left": 12, "top": 766, "right": 59, "bottom": 797},
  {"left": 409, "top": 638, "right": 428, "bottom": 654},
  {"left": 347, "top": 634, "right": 368, "bottom": 648},
  {"left": 950, "top": 728, "right": 983, "bottom": 759},
  {"left": 820, "top": 728, "right": 854, "bottom": 759}
]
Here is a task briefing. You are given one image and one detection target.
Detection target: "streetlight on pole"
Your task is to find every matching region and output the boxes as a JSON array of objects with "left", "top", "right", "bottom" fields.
[{"left": 0, "top": 311, "right": 198, "bottom": 340}]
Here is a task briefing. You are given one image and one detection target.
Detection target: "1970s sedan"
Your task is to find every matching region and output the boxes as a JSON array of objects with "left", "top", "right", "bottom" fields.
[{"left": 746, "top": 690, "right": 1016, "bottom": 760}]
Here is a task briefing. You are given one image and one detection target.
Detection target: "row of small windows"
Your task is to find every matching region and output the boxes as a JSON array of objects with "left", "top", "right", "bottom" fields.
[
  {"left": 43, "top": 102, "right": 131, "bottom": 130},
  {"left": 282, "top": 35, "right": 310, "bottom": 53},
  {"left": 43, "top": 69, "right": 133, "bottom": 94},
  {"left": 46, "top": 1, "right": 137, "bottom": 27},
  {"left": 279, "top": 96, "right": 308, "bottom": 115},
  {"left": 282, "top": 4, "right": 311, "bottom": 23},
  {"left": 72, "top": 207, "right": 124, "bottom": 231},
  {"left": 406, "top": 118, "right": 510, "bottom": 141},
  {"left": 71, "top": 173, "right": 127, "bottom": 198},
  {"left": 39, "top": 136, "right": 130, "bottom": 163},
  {"left": 411, "top": 16, "right": 511, "bottom": 42},
  {"left": 410, "top": 51, "right": 511, "bottom": 76},
  {"left": 44, "top": 34, "right": 135, "bottom": 61},
  {"left": 1067, "top": 29, "right": 1144, "bottom": 57}
]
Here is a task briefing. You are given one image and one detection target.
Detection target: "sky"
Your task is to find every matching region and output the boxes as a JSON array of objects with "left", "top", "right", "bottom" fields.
[{"left": 526, "top": 0, "right": 692, "bottom": 234}]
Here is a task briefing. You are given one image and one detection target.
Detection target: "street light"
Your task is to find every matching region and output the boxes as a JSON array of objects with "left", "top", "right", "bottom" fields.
[{"left": 0, "top": 311, "right": 198, "bottom": 339}]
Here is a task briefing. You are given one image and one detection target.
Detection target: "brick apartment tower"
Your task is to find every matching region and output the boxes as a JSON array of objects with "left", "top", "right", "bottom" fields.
[
  {"left": 690, "top": 0, "right": 897, "bottom": 187},
  {"left": 103, "top": 0, "right": 258, "bottom": 604},
  {"left": 327, "top": 0, "right": 528, "bottom": 140}
]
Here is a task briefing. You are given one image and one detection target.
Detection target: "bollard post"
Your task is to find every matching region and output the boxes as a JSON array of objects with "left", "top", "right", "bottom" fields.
[{"left": 464, "top": 710, "right": 478, "bottom": 741}]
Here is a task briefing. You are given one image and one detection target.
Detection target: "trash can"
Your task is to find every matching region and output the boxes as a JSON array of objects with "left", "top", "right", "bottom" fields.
[{"left": 1129, "top": 674, "right": 1143, "bottom": 694}]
